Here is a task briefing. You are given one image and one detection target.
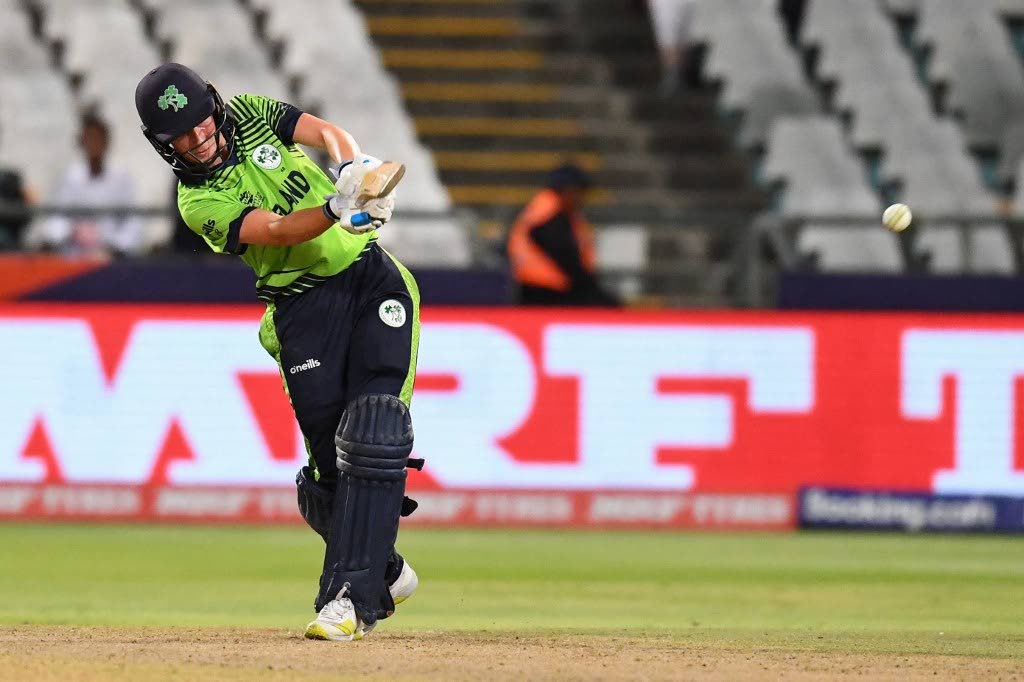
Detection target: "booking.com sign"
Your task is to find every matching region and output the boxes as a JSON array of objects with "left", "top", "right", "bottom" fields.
[{"left": 1, "top": 306, "right": 1023, "bottom": 495}]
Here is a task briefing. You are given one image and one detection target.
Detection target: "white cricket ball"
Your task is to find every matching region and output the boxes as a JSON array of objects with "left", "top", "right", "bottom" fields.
[{"left": 882, "top": 203, "right": 912, "bottom": 233}]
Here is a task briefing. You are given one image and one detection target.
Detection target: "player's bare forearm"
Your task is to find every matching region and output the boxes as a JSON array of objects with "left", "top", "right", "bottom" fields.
[
  {"left": 268, "top": 207, "right": 335, "bottom": 245},
  {"left": 240, "top": 206, "right": 333, "bottom": 247},
  {"left": 292, "top": 113, "right": 360, "bottom": 163}
]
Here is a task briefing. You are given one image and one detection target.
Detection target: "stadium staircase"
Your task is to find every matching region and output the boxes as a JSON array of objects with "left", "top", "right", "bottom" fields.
[{"left": 354, "top": 0, "right": 767, "bottom": 306}]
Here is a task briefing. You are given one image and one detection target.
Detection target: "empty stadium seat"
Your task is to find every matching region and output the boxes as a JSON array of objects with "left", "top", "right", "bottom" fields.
[
  {"left": 695, "top": 0, "right": 817, "bottom": 149},
  {"left": 834, "top": 79, "right": 933, "bottom": 150},
  {"left": 738, "top": 83, "right": 818, "bottom": 151},
  {"left": 881, "top": 120, "right": 997, "bottom": 216},
  {"left": 700, "top": 7, "right": 808, "bottom": 110},
  {"left": 994, "top": 0, "right": 1024, "bottom": 17},
  {"left": 69, "top": 24, "right": 155, "bottom": 81},
  {"left": 882, "top": 0, "right": 922, "bottom": 14},
  {"left": 0, "top": 74, "right": 77, "bottom": 194},
  {"left": 916, "top": 0, "right": 1024, "bottom": 149},
  {"left": 999, "top": 121, "right": 1024, "bottom": 187},
  {"left": 156, "top": 2, "right": 283, "bottom": 99},
  {"left": 763, "top": 117, "right": 903, "bottom": 273},
  {"left": 802, "top": 0, "right": 932, "bottom": 149},
  {"left": 1011, "top": 157, "right": 1024, "bottom": 213},
  {"left": 260, "top": 0, "right": 369, "bottom": 50},
  {"left": 1, "top": 4, "right": 50, "bottom": 73}
]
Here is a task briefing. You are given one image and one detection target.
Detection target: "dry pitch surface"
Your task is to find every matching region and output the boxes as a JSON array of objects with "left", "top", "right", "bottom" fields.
[
  {"left": 2, "top": 627, "right": 1022, "bottom": 681},
  {"left": 1, "top": 526, "right": 1022, "bottom": 680}
]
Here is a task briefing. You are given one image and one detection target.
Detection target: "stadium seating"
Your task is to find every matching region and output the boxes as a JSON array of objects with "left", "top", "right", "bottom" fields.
[
  {"left": 694, "top": 0, "right": 817, "bottom": 149},
  {"left": 997, "top": 0, "right": 1024, "bottom": 16},
  {"left": 4, "top": 0, "right": 1023, "bottom": 275},
  {"left": 805, "top": 2, "right": 1003, "bottom": 228},
  {"left": 998, "top": 121, "right": 1024, "bottom": 188},
  {"left": 154, "top": 2, "right": 290, "bottom": 102},
  {"left": 0, "top": 73, "right": 77, "bottom": 199},
  {"left": 0, "top": 2, "right": 49, "bottom": 74},
  {"left": 0, "top": 0, "right": 455, "bottom": 260},
  {"left": 695, "top": 0, "right": 1018, "bottom": 274},
  {"left": 915, "top": 0, "right": 1024, "bottom": 149},
  {"left": 1014, "top": 158, "right": 1024, "bottom": 220},
  {"left": 0, "top": 1, "right": 77, "bottom": 199},
  {"left": 258, "top": 0, "right": 451, "bottom": 212},
  {"left": 763, "top": 116, "right": 903, "bottom": 272}
]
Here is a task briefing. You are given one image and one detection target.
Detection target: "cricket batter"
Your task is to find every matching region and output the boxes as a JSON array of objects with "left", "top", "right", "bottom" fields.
[{"left": 135, "top": 63, "right": 420, "bottom": 641}]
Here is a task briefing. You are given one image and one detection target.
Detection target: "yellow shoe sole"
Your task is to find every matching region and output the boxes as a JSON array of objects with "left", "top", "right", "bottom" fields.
[{"left": 304, "top": 623, "right": 362, "bottom": 641}]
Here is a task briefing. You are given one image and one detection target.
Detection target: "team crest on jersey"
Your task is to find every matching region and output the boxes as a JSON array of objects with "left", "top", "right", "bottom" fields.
[
  {"left": 378, "top": 299, "right": 406, "bottom": 328},
  {"left": 252, "top": 144, "right": 282, "bottom": 170}
]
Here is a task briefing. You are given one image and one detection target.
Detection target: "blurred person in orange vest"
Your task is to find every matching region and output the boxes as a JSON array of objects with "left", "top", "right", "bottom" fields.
[{"left": 508, "top": 163, "right": 619, "bottom": 307}]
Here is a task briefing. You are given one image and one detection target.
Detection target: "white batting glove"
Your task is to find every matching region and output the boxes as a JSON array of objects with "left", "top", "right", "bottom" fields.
[
  {"left": 361, "top": 194, "right": 395, "bottom": 224},
  {"left": 323, "top": 192, "right": 394, "bottom": 234},
  {"left": 329, "top": 154, "right": 384, "bottom": 201}
]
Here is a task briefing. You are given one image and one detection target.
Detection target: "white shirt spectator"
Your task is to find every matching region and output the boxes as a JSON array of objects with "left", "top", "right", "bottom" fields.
[
  {"left": 648, "top": 0, "right": 697, "bottom": 55},
  {"left": 41, "top": 157, "right": 142, "bottom": 257},
  {"left": 648, "top": 0, "right": 698, "bottom": 95}
]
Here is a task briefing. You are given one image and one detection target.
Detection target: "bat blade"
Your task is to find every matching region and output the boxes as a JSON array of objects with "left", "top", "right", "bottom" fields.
[{"left": 356, "top": 161, "right": 405, "bottom": 203}]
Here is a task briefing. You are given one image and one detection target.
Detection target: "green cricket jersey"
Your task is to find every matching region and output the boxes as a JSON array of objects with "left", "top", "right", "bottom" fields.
[{"left": 177, "top": 93, "right": 374, "bottom": 303}]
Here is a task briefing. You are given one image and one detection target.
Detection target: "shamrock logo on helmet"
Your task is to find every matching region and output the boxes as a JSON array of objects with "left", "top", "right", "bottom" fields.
[{"left": 158, "top": 85, "right": 188, "bottom": 112}]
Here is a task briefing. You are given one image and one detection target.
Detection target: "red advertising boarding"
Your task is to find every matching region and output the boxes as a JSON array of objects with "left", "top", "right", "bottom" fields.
[{"left": 2, "top": 304, "right": 1023, "bottom": 529}]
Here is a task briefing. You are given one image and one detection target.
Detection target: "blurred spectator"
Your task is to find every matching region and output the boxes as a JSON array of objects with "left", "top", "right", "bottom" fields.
[
  {"left": 508, "top": 164, "right": 619, "bottom": 307},
  {"left": 40, "top": 113, "right": 142, "bottom": 258},
  {"left": 0, "top": 166, "right": 30, "bottom": 250},
  {"left": 647, "top": 0, "right": 697, "bottom": 96}
]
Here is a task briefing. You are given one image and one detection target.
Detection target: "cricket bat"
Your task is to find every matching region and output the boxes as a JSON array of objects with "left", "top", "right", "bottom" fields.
[{"left": 356, "top": 161, "right": 405, "bottom": 204}]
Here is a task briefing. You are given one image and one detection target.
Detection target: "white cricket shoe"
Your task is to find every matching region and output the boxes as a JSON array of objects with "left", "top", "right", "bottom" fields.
[
  {"left": 391, "top": 557, "right": 418, "bottom": 605},
  {"left": 305, "top": 588, "right": 362, "bottom": 641},
  {"left": 360, "top": 559, "right": 419, "bottom": 636}
]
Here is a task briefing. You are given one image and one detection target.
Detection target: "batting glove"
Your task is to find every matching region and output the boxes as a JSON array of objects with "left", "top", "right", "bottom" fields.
[
  {"left": 361, "top": 194, "right": 395, "bottom": 224},
  {"left": 323, "top": 193, "right": 394, "bottom": 234},
  {"left": 329, "top": 154, "right": 384, "bottom": 201}
]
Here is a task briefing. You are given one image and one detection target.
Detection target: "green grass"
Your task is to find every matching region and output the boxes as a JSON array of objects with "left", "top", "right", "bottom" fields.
[{"left": 2, "top": 524, "right": 1023, "bottom": 657}]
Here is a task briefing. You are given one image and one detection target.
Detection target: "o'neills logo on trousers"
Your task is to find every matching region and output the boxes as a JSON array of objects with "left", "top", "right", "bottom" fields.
[{"left": 289, "top": 359, "right": 321, "bottom": 374}]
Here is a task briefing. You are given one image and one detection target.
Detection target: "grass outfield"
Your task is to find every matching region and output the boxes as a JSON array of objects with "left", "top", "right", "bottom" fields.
[
  {"left": 0, "top": 524, "right": 1022, "bottom": 679},
  {"left": 1, "top": 524, "right": 1022, "bottom": 651}
]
